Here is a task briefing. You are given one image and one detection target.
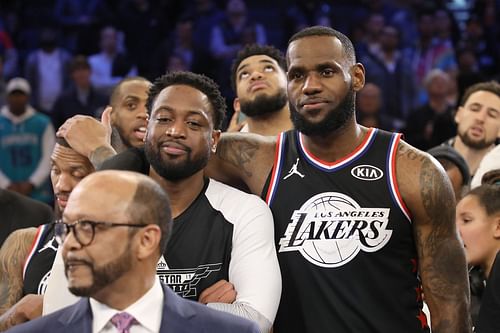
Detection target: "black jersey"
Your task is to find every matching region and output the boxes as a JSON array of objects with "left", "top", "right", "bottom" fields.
[
  {"left": 22, "top": 223, "right": 57, "bottom": 295},
  {"left": 263, "top": 128, "right": 429, "bottom": 333}
]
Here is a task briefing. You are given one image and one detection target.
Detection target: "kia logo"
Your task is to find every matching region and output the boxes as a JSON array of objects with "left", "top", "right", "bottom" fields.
[{"left": 351, "top": 165, "right": 383, "bottom": 181}]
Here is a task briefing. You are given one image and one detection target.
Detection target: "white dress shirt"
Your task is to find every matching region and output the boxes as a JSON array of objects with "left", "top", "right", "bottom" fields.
[{"left": 90, "top": 277, "right": 164, "bottom": 333}]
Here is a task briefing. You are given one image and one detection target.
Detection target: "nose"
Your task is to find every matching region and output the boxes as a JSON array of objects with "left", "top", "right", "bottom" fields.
[
  {"left": 54, "top": 172, "right": 74, "bottom": 193},
  {"left": 165, "top": 119, "right": 187, "bottom": 139},
  {"left": 475, "top": 108, "right": 488, "bottom": 123},
  {"left": 302, "top": 73, "right": 322, "bottom": 95},
  {"left": 250, "top": 70, "right": 264, "bottom": 81},
  {"left": 137, "top": 104, "right": 148, "bottom": 120}
]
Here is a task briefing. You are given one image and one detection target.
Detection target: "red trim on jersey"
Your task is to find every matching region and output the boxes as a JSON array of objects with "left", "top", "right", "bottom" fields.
[
  {"left": 265, "top": 133, "right": 284, "bottom": 204},
  {"left": 390, "top": 134, "right": 411, "bottom": 220},
  {"left": 22, "top": 225, "right": 45, "bottom": 280},
  {"left": 299, "top": 128, "right": 375, "bottom": 169}
]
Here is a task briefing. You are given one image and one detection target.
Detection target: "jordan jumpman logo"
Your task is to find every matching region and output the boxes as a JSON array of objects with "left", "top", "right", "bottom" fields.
[{"left": 283, "top": 158, "right": 305, "bottom": 180}]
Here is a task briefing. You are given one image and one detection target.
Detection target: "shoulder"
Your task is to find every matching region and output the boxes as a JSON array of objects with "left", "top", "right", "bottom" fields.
[{"left": 205, "top": 179, "right": 273, "bottom": 224}]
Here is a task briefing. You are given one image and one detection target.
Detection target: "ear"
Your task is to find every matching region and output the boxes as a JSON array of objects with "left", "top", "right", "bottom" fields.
[
  {"left": 211, "top": 130, "right": 221, "bottom": 154},
  {"left": 233, "top": 98, "right": 241, "bottom": 112},
  {"left": 493, "top": 214, "right": 500, "bottom": 239},
  {"left": 136, "top": 225, "right": 162, "bottom": 260},
  {"left": 351, "top": 63, "right": 365, "bottom": 92},
  {"left": 455, "top": 106, "right": 464, "bottom": 124}
]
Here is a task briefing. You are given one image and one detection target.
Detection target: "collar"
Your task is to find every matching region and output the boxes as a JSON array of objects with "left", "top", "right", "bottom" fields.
[
  {"left": 1, "top": 105, "right": 36, "bottom": 125},
  {"left": 90, "top": 277, "right": 164, "bottom": 333}
]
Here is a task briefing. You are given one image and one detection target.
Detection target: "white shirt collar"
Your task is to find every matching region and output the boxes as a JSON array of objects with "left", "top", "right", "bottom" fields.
[
  {"left": 90, "top": 277, "right": 164, "bottom": 333},
  {"left": 1, "top": 105, "right": 36, "bottom": 125}
]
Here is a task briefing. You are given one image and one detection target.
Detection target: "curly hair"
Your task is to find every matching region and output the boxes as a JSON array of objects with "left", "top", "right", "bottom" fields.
[
  {"left": 230, "top": 44, "right": 286, "bottom": 92},
  {"left": 146, "top": 71, "right": 226, "bottom": 130}
]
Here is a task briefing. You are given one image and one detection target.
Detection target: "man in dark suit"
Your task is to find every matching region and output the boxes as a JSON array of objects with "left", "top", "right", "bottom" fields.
[{"left": 5, "top": 170, "right": 259, "bottom": 333}]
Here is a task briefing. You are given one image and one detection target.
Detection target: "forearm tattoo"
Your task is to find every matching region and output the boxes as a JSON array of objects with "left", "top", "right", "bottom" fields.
[
  {"left": 217, "top": 136, "right": 259, "bottom": 178},
  {"left": 90, "top": 146, "right": 116, "bottom": 170}
]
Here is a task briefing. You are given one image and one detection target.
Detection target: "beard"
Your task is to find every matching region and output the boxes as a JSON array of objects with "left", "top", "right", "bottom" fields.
[
  {"left": 145, "top": 138, "right": 209, "bottom": 181},
  {"left": 459, "top": 129, "right": 494, "bottom": 150},
  {"left": 290, "top": 88, "right": 356, "bottom": 137},
  {"left": 66, "top": 245, "right": 133, "bottom": 297},
  {"left": 239, "top": 89, "right": 287, "bottom": 118}
]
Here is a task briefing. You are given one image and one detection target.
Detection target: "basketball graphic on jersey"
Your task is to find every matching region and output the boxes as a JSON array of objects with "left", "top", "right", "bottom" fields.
[{"left": 279, "top": 192, "right": 393, "bottom": 268}]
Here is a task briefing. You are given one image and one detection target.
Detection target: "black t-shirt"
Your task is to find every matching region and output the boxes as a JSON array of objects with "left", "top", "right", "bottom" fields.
[{"left": 475, "top": 252, "right": 500, "bottom": 333}]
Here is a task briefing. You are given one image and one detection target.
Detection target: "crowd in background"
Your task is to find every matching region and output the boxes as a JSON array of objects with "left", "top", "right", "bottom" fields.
[{"left": 0, "top": 0, "right": 499, "bottom": 136}]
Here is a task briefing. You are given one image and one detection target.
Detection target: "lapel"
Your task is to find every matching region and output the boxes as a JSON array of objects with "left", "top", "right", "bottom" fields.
[
  {"left": 159, "top": 284, "right": 197, "bottom": 332},
  {"left": 56, "top": 298, "right": 93, "bottom": 331}
]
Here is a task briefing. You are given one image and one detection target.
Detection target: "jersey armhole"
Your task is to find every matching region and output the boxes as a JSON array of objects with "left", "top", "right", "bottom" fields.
[
  {"left": 22, "top": 225, "right": 46, "bottom": 280},
  {"left": 265, "top": 132, "right": 286, "bottom": 205},
  {"left": 387, "top": 133, "right": 412, "bottom": 222}
]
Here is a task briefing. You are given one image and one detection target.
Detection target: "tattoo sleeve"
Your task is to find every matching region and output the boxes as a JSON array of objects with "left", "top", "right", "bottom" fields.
[
  {"left": 216, "top": 134, "right": 260, "bottom": 178},
  {"left": 415, "top": 157, "right": 471, "bottom": 333},
  {"left": 89, "top": 146, "right": 117, "bottom": 170},
  {"left": 0, "top": 229, "right": 36, "bottom": 316}
]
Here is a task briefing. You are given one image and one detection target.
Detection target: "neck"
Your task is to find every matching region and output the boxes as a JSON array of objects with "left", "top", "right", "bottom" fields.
[
  {"left": 93, "top": 269, "right": 156, "bottom": 310},
  {"left": 453, "top": 136, "right": 494, "bottom": 174},
  {"left": 482, "top": 250, "right": 500, "bottom": 279},
  {"left": 301, "top": 119, "right": 366, "bottom": 162},
  {"left": 149, "top": 168, "right": 205, "bottom": 218},
  {"left": 246, "top": 106, "right": 293, "bottom": 136}
]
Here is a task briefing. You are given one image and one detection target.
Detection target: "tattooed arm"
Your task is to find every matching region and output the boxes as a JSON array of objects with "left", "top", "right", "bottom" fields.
[
  {"left": 206, "top": 132, "right": 277, "bottom": 196},
  {"left": 396, "top": 141, "right": 471, "bottom": 333},
  {"left": 0, "top": 228, "right": 42, "bottom": 331}
]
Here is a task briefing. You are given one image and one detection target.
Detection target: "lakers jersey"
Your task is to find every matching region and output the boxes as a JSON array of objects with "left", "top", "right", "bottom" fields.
[{"left": 263, "top": 128, "right": 429, "bottom": 333}]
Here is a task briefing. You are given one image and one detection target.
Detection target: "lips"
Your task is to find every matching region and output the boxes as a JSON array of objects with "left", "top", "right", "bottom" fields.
[
  {"left": 469, "top": 126, "right": 484, "bottom": 137},
  {"left": 299, "top": 98, "right": 329, "bottom": 111},
  {"left": 133, "top": 126, "right": 147, "bottom": 140},
  {"left": 160, "top": 141, "right": 189, "bottom": 155},
  {"left": 248, "top": 81, "right": 269, "bottom": 92},
  {"left": 55, "top": 194, "right": 69, "bottom": 208}
]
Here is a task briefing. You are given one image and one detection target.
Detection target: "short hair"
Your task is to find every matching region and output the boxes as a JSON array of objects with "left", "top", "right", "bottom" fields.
[
  {"left": 466, "top": 184, "right": 500, "bottom": 216},
  {"left": 428, "top": 145, "right": 470, "bottom": 185},
  {"left": 69, "top": 55, "right": 90, "bottom": 73},
  {"left": 230, "top": 44, "right": 286, "bottom": 92},
  {"left": 287, "top": 26, "right": 356, "bottom": 66},
  {"left": 146, "top": 71, "right": 226, "bottom": 130},
  {"left": 126, "top": 178, "right": 172, "bottom": 254},
  {"left": 110, "top": 76, "right": 151, "bottom": 107},
  {"left": 459, "top": 81, "right": 500, "bottom": 107}
]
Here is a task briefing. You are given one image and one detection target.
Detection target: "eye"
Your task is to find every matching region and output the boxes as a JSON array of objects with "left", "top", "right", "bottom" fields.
[
  {"left": 239, "top": 72, "right": 249, "bottom": 80},
  {"left": 51, "top": 165, "right": 61, "bottom": 175},
  {"left": 156, "top": 116, "right": 172, "bottom": 123},
  {"left": 288, "top": 71, "right": 303, "bottom": 81},
  {"left": 71, "top": 171, "right": 86, "bottom": 179},
  {"left": 487, "top": 109, "right": 498, "bottom": 118},
  {"left": 127, "top": 102, "right": 137, "bottom": 110},
  {"left": 321, "top": 68, "right": 335, "bottom": 77},
  {"left": 186, "top": 121, "right": 202, "bottom": 129},
  {"left": 77, "top": 220, "right": 95, "bottom": 233},
  {"left": 264, "top": 65, "right": 274, "bottom": 72}
]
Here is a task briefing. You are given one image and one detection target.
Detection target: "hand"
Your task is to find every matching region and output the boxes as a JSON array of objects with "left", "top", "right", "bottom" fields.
[
  {"left": 3, "top": 294, "right": 43, "bottom": 327},
  {"left": 56, "top": 106, "right": 113, "bottom": 158},
  {"left": 198, "top": 280, "right": 237, "bottom": 304},
  {"left": 226, "top": 110, "right": 247, "bottom": 132}
]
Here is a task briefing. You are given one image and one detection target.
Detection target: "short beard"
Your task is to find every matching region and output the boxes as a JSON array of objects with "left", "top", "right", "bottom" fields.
[
  {"left": 290, "top": 89, "right": 355, "bottom": 136},
  {"left": 145, "top": 139, "right": 208, "bottom": 181},
  {"left": 67, "top": 246, "right": 133, "bottom": 297},
  {"left": 459, "top": 131, "right": 493, "bottom": 150},
  {"left": 239, "top": 89, "right": 287, "bottom": 118}
]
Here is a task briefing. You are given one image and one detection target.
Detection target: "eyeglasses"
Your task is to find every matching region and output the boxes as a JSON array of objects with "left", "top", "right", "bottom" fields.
[{"left": 54, "top": 219, "right": 147, "bottom": 246}]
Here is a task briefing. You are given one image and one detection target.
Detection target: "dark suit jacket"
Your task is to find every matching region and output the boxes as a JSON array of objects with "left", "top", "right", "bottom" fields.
[{"left": 5, "top": 283, "right": 260, "bottom": 333}]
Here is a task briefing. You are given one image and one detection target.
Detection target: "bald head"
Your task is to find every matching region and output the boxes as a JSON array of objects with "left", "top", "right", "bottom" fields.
[{"left": 67, "top": 170, "right": 172, "bottom": 254}]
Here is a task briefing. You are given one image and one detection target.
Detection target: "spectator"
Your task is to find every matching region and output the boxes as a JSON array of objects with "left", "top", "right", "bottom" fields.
[
  {"left": 88, "top": 26, "right": 137, "bottom": 96},
  {"left": 356, "top": 82, "right": 401, "bottom": 131},
  {"left": 404, "top": 69, "right": 456, "bottom": 150},
  {"left": 443, "top": 81, "right": 500, "bottom": 176},
  {"left": 24, "top": 27, "right": 72, "bottom": 115},
  {"left": 456, "top": 185, "right": 500, "bottom": 327},
  {"left": 51, "top": 55, "right": 108, "bottom": 130},
  {"left": 0, "top": 78, "right": 55, "bottom": 204}
]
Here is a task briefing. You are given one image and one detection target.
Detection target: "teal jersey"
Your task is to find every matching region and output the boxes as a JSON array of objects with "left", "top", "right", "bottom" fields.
[{"left": 0, "top": 112, "right": 53, "bottom": 203}]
